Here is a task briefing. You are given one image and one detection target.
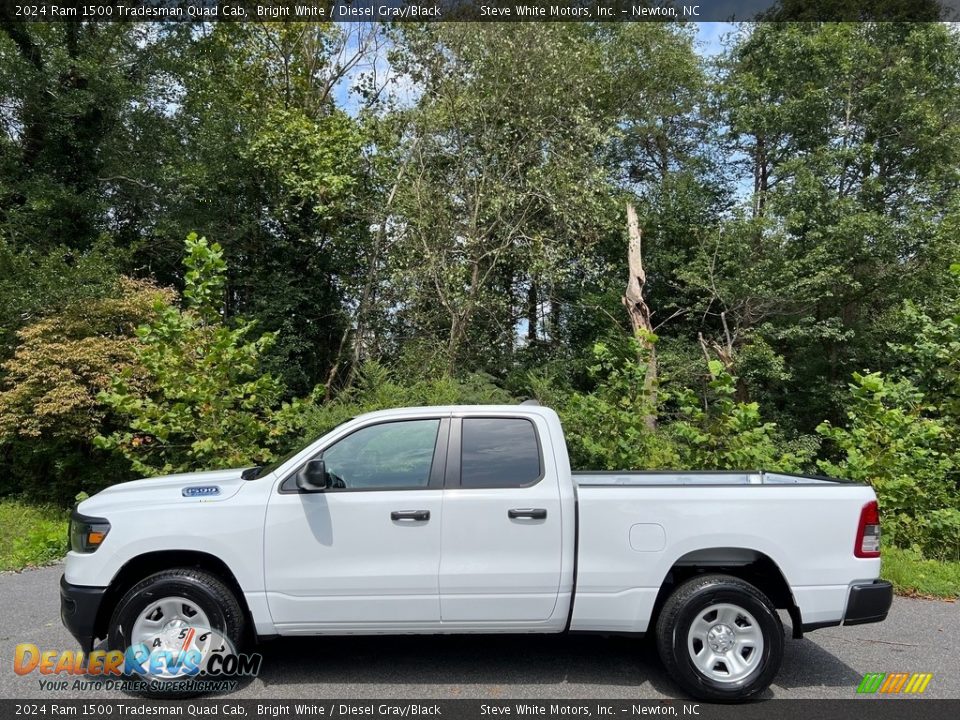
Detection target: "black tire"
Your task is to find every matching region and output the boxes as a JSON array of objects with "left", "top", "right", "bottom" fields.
[
  {"left": 108, "top": 567, "right": 245, "bottom": 698},
  {"left": 655, "top": 574, "right": 783, "bottom": 702}
]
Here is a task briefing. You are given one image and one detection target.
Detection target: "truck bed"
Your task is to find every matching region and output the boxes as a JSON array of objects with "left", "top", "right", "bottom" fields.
[{"left": 569, "top": 471, "right": 877, "bottom": 634}]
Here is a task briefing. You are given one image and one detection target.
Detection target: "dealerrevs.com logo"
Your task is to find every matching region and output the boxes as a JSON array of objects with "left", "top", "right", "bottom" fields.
[{"left": 14, "top": 626, "right": 261, "bottom": 693}]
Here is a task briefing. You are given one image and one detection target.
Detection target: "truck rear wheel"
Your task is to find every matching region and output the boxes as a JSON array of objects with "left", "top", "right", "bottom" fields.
[
  {"left": 655, "top": 573, "right": 783, "bottom": 701},
  {"left": 108, "top": 567, "right": 246, "bottom": 697}
]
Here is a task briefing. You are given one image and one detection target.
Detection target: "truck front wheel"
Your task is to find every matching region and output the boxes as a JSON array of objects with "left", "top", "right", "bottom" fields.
[
  {"left": 108, "top": 567, "right": 246, "bottom": 696},
  {"left": 655, "top": 573, "right": 784, "bottom": 701}
]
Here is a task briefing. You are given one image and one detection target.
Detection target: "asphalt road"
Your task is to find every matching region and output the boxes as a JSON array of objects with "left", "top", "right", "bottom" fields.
[{"left": 1, "top": 564, "right": 957, "bottom": 700}]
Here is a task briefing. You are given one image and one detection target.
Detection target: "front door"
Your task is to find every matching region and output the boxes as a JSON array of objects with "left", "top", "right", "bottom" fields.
[{"left": 264, "top": 418, "right": 448, "bottom": 630}]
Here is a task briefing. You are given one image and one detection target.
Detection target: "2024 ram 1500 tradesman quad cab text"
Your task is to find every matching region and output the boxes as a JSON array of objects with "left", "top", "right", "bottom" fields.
[{"left": 61, "top": 405, "right": 893, "bottom": 700}]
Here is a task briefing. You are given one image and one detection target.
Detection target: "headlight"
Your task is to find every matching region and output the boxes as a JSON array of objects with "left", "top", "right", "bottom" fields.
[{"left": 69, "top": 511, "right": 111, "bottom": 553}]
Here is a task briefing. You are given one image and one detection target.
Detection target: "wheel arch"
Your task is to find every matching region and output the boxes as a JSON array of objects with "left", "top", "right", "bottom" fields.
[
  {"left": 649, "top": 547, "right": 803, "bottom": 638},
  {"left": 95, "top": 550, "right": 254, "bottom": 646}
]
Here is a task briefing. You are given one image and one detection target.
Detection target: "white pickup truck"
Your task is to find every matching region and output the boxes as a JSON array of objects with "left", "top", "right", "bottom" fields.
[{"left": 62, "top": 404, "right": 892, "bottom": 700}]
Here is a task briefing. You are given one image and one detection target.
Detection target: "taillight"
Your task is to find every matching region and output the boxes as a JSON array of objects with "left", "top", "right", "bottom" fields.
[{"left": 855, "top": 500, "right": 881, "bottom": 558}]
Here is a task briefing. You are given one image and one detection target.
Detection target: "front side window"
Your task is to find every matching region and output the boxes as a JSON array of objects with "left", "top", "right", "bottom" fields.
[
  {"left": 321, "top": 419, "right": 440, "bottom": 490},
  {"left": 461, "top": 418, "right": 542, "bottom": 488}
]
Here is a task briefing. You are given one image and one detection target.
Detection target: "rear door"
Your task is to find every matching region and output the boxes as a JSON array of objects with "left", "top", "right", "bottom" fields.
[{"left": 438, "top": 415, "right": 563, "bottom": 622}]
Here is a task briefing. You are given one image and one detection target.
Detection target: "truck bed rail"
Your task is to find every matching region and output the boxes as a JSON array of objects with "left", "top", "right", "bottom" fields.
[{"left": 572, "top": 470, "right": 848, "bottom": 486}]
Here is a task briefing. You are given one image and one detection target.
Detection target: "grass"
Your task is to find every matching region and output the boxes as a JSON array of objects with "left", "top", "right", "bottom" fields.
[
  {"left": 0, "top": 500, "right": 69, "bottom": 572},
  {"left": 882, "top": 546, "right": 960, "bottom": 599}
]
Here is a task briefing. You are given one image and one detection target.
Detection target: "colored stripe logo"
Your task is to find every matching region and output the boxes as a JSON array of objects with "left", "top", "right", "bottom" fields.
[{"left": 857, "top": 672, "right": 933, "bottom": 694}]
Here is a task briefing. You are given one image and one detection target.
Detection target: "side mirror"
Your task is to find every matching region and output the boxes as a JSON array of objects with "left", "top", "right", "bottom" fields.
[{"left": 296, "top": 459, "right": 329, "bottom": 493}]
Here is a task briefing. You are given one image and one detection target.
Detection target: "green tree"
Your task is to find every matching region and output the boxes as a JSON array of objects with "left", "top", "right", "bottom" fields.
[
  {"left": 0, "top": 238, "right": 127, "bottom": 357},
  {"left": 532, "top": 336, "right": 805, "bottom": 472},
  {"left": 700, "top": 22, "right": 960, "bottom": 430},
  {"left": 534, "top": 334, "right": 678, "bottom": 471},
  {"left": 153, "top": 24, "right": 372, "bottom": 396},
  {"left": 387, "top": 23, "right": 702, "bottom": 377},
  {"left": 899, "top": 263, "right": 960, "bottom": 422},
  {"left": 298, "top": 361, "right": 515, "bottom": 443},
  {"left": 0, "top": 277, "right": 171, "bottom": 502},
  {"left": 0, "top": 23, "right": 181, "bottom": 253},
  {"left": 97, "top": 235, "right": 296, "bottom": 476}
]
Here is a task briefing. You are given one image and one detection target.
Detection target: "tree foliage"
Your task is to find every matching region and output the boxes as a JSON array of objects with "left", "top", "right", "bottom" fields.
[
  {"left": 0, "top": 277, "right": 170, "bottom": 501},
  {"left": 96, "top": 235, "right": 297, "bottom": 476},
  {"left": 1, "top": 20, "right": 959, "bottom": 559},
  {"left": 814, "top": 263, "right": 960, "bottom": 558},
  {"left": 534, "top": 335, "right": 807, "bottom": 473},
  {"left": 705, "top": 22, "right": 960, "bottom": 429},
  {"left": 534, "top": 335, "right": 677, "bottom": 471},
  {"left": 299, "top": 361, "right": 515, "bottom": 444},
  {"left": 669, "top": 361, "right": 811, "bottom": 472},
  {"left": 818, "top": 373, "right": 959, "bottom": 558}
]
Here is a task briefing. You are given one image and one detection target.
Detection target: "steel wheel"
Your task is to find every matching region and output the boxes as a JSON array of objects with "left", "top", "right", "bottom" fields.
[
  {"left": 686, "top": 602, "right": 764, "bottom": 683},
  {"left": 109, "top": 568, "right": 246, "bottom": 698},
  {"left": 130, "top": 595, "right": 211, "bottom": 653}
]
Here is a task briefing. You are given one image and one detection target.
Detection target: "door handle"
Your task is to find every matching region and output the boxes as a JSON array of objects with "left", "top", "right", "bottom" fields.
[
  {"left": 391, "top": 510, "right": 430, "bottom": 521},
  {"left": 508, "top": 508, "right": 547, "bottom": 520}
]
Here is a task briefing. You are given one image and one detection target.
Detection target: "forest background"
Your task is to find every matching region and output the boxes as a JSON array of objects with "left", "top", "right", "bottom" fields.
[{"left": 0, "top": 16, "right": 958, "bottom": 593}]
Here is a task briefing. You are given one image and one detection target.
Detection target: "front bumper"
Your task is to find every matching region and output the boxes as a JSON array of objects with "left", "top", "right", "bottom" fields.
[
  {"left": 60, "top": 575, "right": 107, "bottom": 653},
  {"left": 844, "top": 579, "right": 894, "bottom": 626}
]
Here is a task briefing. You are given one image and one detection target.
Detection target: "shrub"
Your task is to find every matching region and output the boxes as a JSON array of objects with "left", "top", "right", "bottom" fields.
[
  {"left": 669, "top": 360, "right": 810, "bottom": 472},
  {"left": 818, "top": 372, "right": 959, "bottom": 559},
  {"left": 534, "top": 337, "right": 679, "bottom": 470},
  {"left": 97, "top": 235, "right": 298, "bottom": 476},
  {"left": 532, "top": 338, "right": 806, "bottom": 472},
  {"left": 0, "top": 278, "right": 172, "bottom": 502},
  {"left": 899, "top": 263, "right": 960, "bottom": 421}
]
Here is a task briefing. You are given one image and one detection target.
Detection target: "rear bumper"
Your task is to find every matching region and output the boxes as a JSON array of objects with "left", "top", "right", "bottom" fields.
[
  {"left": 60, "top": 575, "right": 106, "bottom": 653},
  {"left": 800, "top": 579, "right": 893, "bottom": 634},
  {"left": 844, "top": 579, "right": 894, "bottom": 626}
]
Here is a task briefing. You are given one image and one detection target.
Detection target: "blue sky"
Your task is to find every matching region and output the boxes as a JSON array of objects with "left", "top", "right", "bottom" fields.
[{"left": 695, "top": 22, "right": 736, "bottom": 56}]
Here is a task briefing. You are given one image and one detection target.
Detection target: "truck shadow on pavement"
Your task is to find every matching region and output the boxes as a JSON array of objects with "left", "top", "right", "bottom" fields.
[
  {"left": 245, "top": 631, "right": 862, "bottom": 698},
  {"left": 774, "top": 631, "right": 865, "bottom": 691}
]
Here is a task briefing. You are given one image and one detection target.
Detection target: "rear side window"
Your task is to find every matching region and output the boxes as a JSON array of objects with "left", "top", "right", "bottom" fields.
[{"left": 460, "top": 418, "right": 542, "bottom": 488}]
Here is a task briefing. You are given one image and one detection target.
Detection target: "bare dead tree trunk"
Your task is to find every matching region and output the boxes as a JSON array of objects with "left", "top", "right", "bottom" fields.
[
  {"left": 753, "top": 134, "right": 768, "bottom": 218},
  {"left": 699, "top": 315, "right": 750, "bottom": 402},
  {"left": 622, "top": 202, "right": 658, "bottom": 431},
  {"left": 350, "top": 235, "right": 382, "bottom": 372}
]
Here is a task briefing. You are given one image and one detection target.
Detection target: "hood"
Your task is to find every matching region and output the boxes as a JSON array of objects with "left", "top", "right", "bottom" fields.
[{"left": 78, "top": 468, "right": 250, "bottom": 516}]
